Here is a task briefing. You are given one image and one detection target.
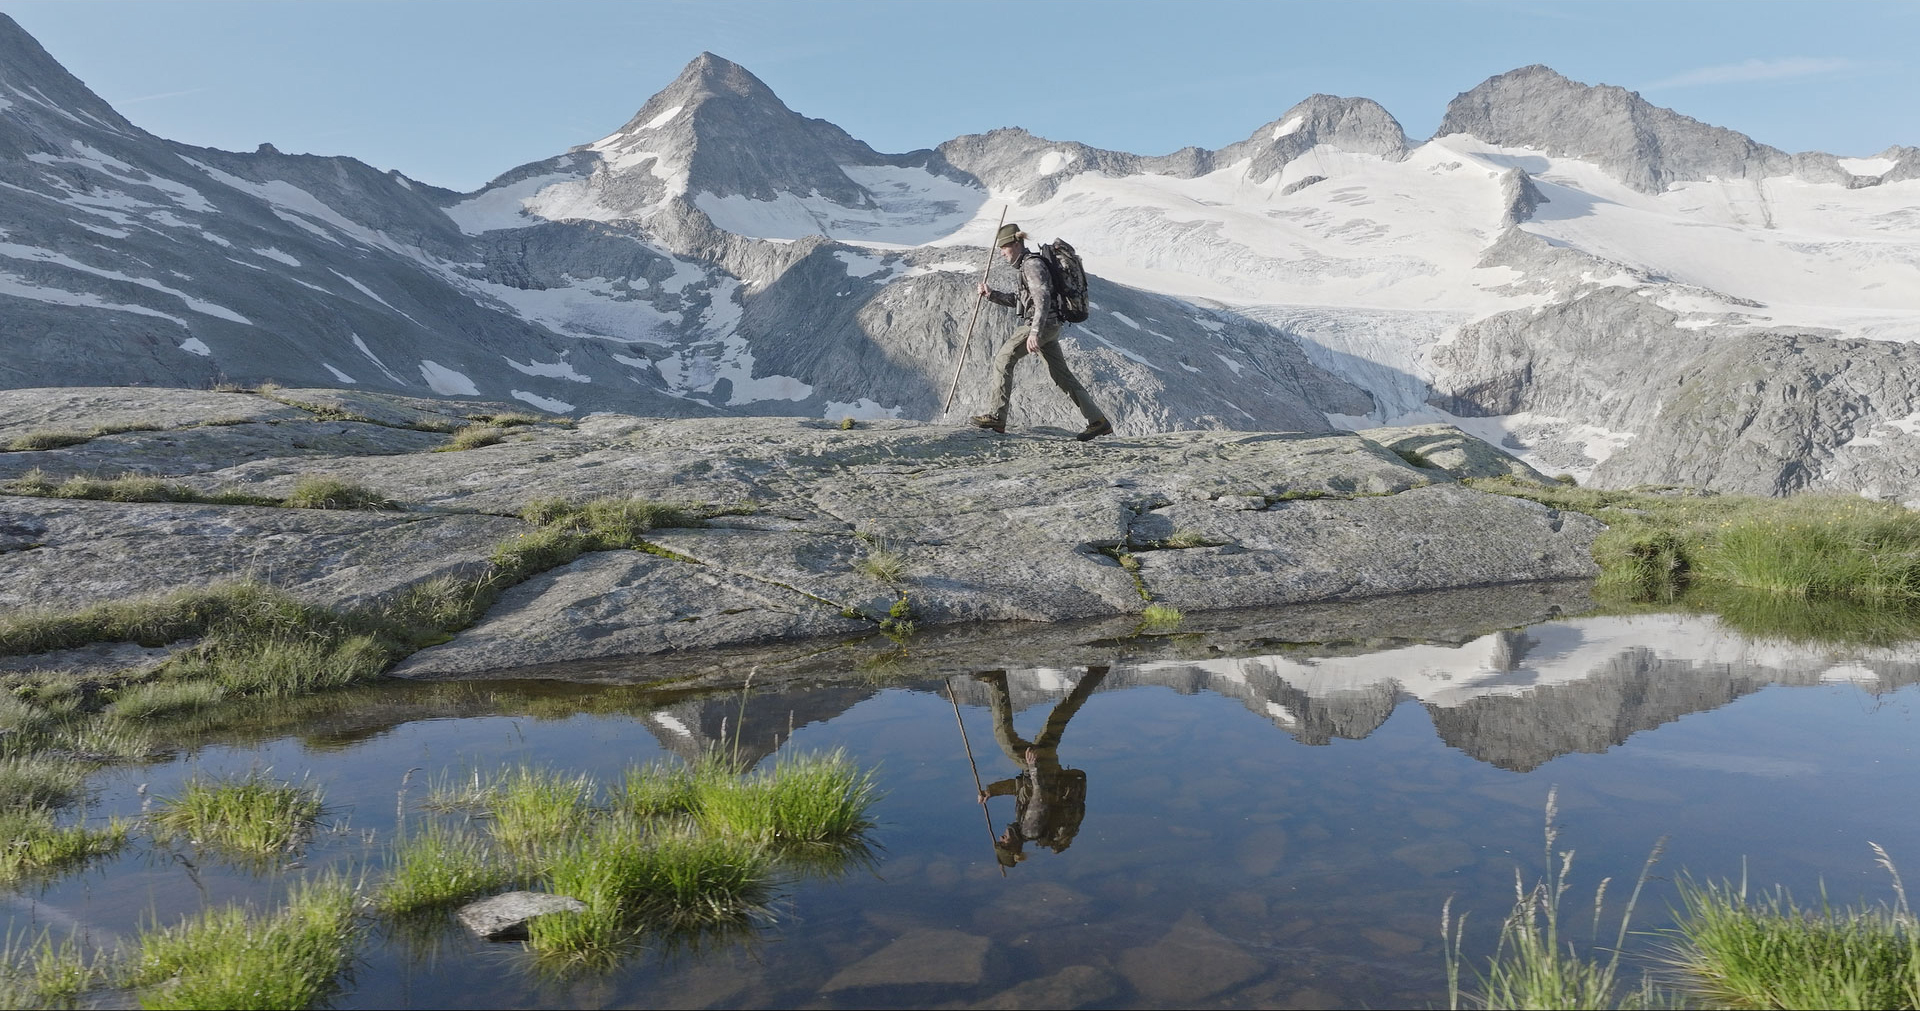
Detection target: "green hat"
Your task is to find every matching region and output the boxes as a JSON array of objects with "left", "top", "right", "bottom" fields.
[{"left": 995, "top": 223, "right": 1025, "bottom": 247}]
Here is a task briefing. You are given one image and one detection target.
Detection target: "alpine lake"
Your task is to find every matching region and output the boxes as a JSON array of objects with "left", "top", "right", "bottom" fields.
[{"left": 10, "top": 581, "right": 1919, "bottom": 1009}]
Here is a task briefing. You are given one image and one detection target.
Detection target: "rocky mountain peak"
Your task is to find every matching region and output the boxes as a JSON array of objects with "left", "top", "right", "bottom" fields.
[
  {"left": 1221, "top": 93, "right": 1409, "bottom": 184},
  {"left": 1435, "top": 65, "right": 1791, "bottom": 193},
  {"left": 0, "top": 13, "right": 139, "bottom": 139},
  {"left": 574, "top": 49, "right": 878, "bottom": 209},
  {"left": 675, "top": 51, "right": 780, "bottom": 102}
]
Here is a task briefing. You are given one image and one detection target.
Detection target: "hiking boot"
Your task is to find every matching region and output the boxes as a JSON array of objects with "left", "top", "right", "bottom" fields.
[
  {"left": 970, "top": 415, "right": 1005, "bottom": 434},
  {"left": 1075, "top": 418, "right": 1113, "bottom": 442}
]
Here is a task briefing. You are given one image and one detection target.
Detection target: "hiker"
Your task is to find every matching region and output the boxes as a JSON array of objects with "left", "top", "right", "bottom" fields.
[
  {"left": 973, "top": 667, "right": 1108, "bottom": 865},
  {"left": 970, "top": 223, "right": 1112, "bottom": 441}
]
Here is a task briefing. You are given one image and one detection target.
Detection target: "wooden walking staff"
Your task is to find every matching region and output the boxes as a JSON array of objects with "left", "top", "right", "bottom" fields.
[
  {"left": 945, "top": 677, "right": 1007, "bottom": 877},
  {"left": 941, "top": 206, "right": 1009, "bottom": 414}
]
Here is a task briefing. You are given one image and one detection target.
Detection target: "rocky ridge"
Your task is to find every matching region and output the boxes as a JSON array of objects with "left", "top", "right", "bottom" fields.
[{"left": 0, "top": 387, "right": 1592, "bottom": 679}]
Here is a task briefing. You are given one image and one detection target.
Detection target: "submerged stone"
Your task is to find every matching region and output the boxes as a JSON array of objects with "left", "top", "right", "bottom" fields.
[{"left": 820, "top": 928, "right": 990, "bottom": 990}]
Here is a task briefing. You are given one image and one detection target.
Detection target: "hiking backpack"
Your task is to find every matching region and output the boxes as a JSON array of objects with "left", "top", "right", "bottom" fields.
[{"left": 1034, "top": 239, "right": 1090, "bottom": 324}]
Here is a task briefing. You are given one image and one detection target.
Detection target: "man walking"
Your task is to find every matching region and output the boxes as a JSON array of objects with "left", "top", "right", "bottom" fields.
[{"left": 970, "top": 223, "right": 1112, "bottom": 441}]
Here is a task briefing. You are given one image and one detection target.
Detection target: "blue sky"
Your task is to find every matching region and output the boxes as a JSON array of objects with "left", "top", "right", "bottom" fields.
[{"left": 8, "top": 0, "right": 1915, "bottom": 193}]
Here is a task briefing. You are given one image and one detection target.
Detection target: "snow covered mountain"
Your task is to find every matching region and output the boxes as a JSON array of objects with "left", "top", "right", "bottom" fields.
[{"left": 4, "top": 15, "right": 1918, "bottom": 501}]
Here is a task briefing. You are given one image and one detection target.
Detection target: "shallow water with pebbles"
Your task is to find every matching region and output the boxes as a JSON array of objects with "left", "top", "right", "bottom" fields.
[{"left": 11, "top": 605, "right": 1920, "bottom": 1008}]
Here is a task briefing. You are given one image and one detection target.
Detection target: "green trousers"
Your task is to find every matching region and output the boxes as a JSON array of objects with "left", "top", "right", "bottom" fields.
[{"left": 982, "top": 322, "right": 1106, "bottom": 426}]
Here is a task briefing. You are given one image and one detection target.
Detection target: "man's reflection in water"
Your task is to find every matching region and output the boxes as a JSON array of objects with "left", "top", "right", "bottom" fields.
[{"left": 974, "top": 666, "right": 1107, "bottom": 868}]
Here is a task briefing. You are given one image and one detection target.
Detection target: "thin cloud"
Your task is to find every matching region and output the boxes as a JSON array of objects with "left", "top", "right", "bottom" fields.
[
  {"left": 121, "top": 88, "right": 206, "bottom": 105},
  {"left": 1642, "top": 57, "right": 1857, "bottom": 90}
]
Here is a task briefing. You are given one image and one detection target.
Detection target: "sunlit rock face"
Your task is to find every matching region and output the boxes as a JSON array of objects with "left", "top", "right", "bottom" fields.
[
  {"left": 2, "top": 387, "right": 1596, "bottom": 676},
  {"left": 4, "top": 16, "right": 1919, "bottom": 502}
]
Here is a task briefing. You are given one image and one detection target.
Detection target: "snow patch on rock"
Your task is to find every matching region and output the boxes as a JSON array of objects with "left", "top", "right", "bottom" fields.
[
  {"left": 504, "top": 355, "right": 591, "bottom": 383},
  {"left": 511, "top": 390, "right": 575, "bottom": 413},
  {"left": 419, "top": 360, "right": 479, "bottom": 396}
]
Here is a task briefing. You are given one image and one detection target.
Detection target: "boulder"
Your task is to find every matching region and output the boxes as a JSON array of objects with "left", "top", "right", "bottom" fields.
[{"left": 454, "top": 891, "right": 586, "bottom": 941}]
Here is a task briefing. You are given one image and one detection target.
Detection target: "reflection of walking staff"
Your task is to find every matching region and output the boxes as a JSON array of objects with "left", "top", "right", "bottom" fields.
[
  {"left": 941, "top": 206, "right": 1009, "bottom": 414},
  {"left": 945, "top": 676, "right": 1007, "bottom": 878}
]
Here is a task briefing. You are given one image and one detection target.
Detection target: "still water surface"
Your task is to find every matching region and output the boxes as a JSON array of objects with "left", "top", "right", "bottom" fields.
[{"left": 13, "top": 605, "right": 1920, "bottom": 1008}]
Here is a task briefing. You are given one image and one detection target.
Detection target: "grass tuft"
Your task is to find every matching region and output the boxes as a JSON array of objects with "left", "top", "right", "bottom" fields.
[
  {"left": 0, "top": 809, "right": 129, "bottom": 883},
  {"left": 1162, "top": 529, "right": 1214, "bottom": 549},
  {"left": 1470, "top": 478, "right": 1920, "bottom": 615},
  {"left": 126, "top": 874, "right": 357, "bottom": 1011},
  {"left": 1139, "top": 602, "right": 1184, "bottom": 629},
  {"left": 1, "top": 468, "right": 274, "bottom": 506},
  {"left": 0, "top": 930, "right": 105, "bottom": 1007},
  {"left": 4, "top": 431, "right": 91, "bottom": 452},
  {"left": 483, "top": 412, "right": 543, "bottom": 428},
  {"left": 109, "top": 681, "right": 225, "bottom": 722},
  {"left": 282, "top": 475, "right": 394, "bottom": 510},
  {"left": 379, "top": 820, "right": 512, "bottom": 916},
  {"left": 692, "top": 749, "right": 878, "bottom": 848},
  {"left": 616, "top": 761, "right": 699, "bottom": 819},
  {"left": 519, "top": 496, "right": 702, "bottom": 543},
  {"left": 151, "top": 772, "right": 324, "bottom": 857},
  {"left": 0, "top": 755, "right": 86, "bottom": 810},
  {"left": 1661, "top": 854, "right": 1920, "bottom": 1010},
  {"left": 437, "top": 424, "right": 505, "bottom": 452},
  {"left": 1446, "top": 788, "right": 1664, "bottom": 1011},
  {"left": 485, "top": 766, "right": 596, "bottom": 860},
  {"left": 855, "top": 542, "right": 907, "bottom": 583},
  {"left": 528, "top": 817, "right": 773, "bottom": 962}
]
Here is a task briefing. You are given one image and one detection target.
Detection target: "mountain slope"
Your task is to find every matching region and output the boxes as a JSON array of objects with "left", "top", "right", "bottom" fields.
[{"left": 3, "top": 15, "right": 1918, "bottom": 502}]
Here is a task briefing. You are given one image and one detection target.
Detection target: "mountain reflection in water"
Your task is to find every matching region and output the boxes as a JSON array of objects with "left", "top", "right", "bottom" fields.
[
  {"left": 635, "top": 612, "right": 1920, "bottom": 774},
  {"left": 13, "top": 605, "right": 1918, "bottom": 1010}
]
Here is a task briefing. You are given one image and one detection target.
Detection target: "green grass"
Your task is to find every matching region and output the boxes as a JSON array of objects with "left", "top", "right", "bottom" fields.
[
  {"left": 282, "top": 474, "right": 395, "bottom": 510},
  {"left": 855, "top": 542, "right": 907, "bottom": 583},
  {"left": 0, "top": 755, "right": 86, "bottom": 810},
  {"left": 51, "top": 719, "right": 155, "bottom": 762},
  {"left": 1162, "top": 529, "right": 1215, "bottom": 548},
  {"left": 3, "top": 431, "right": 91, "bottom": 452},
  {"left": 437, "top": 424, "right": 506, "bottom": 452},
  {"left": 151, "top": 772, "right": 324, "bottom": 857},
  {"left": 109, "top": 681, "right": 225, "bottom": 722},
  {"left": 0, "top": 469, "right": 276, "bottom": 506},
  {"left": 390, "top": 753, "right": 876, "bottom": 963},
  {"left": 379, "top": 820, "right": 512, "bottom": 916},
  {"left": 692, "top": 749, "right": 878, "bottom": 848},
  {"left": 479, "top": 412, "right": 543, "bottom": 428},
  {"left": 0, "top": 583, "right": 291, "bottom": 659},
  {"left": 1445, "top": 788, "right": 1663, "bottom": 1011},
  {"left": 1709, "top": 502, "right": 1920, "bottom": 603},
  {"left": 519, "top": 496, "right": 703, "bottom": 542},
  {"left": 0, "top": 930, "right": 104, "bottom": 1008},
  {"left": 528, "top": 818, "right": 773, "bottom": 962},
  {"left": 484, "top": 767, "right": 596, "bottom": 860},
  {"left": 0, "top": 808, "right": 128, "bottom": 883},
  {"left": 163, "top": 618, "right": 390, "bottom": 698},
  {"left": 616, "top": 761, "right": 698, "bottom": 818},
  {"left": 1662, "top": 850, "right": 1920, "bottom": 1010},
  {"left": 1140, "top": 603, "right": 1184, "bottom": 629},
  {"left": 126, "top": 874, "right": 358, "bottom": 1011},
  {"left": 0, "top": 693, "right": 71, "bottom": 748},
  {"left": 878, "top": 594, "right": 916, "bottom": 636},
  {"left": 1469, "top": 477, "right": 1920, "bottom": 610}
]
